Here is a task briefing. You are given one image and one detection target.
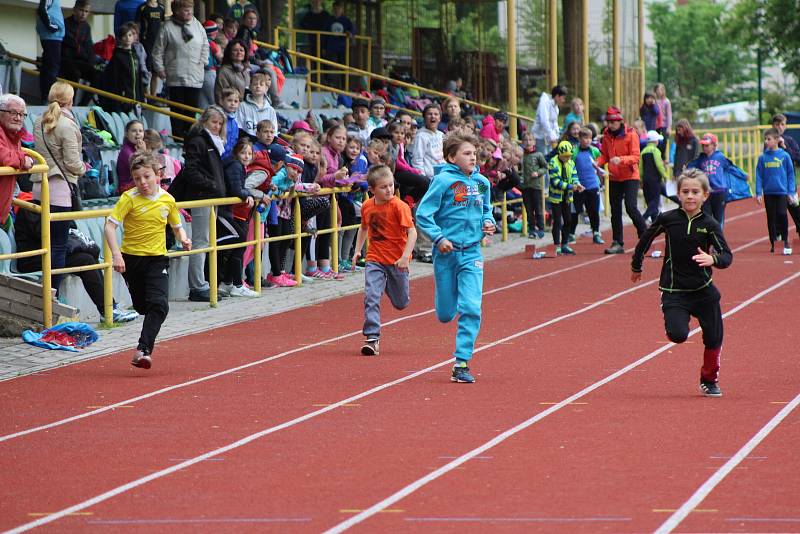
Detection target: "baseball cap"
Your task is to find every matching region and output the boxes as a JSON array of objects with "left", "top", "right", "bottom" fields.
[
  {"left": 369, "top": 127, "right": 392, "bottom": 140},
  {"left": 646, "top": 130, "right": 664, "bottom": 143},
  {"left": 290, "top": 120, "right": 315, "bottom": 134},
  {"left": 700, "top": 133, "right": 718, "bottom": 145},
  {"left": 557, "top": 140, "right": 573, "bottom": 154},
  {"left": 285, "top": 154, "right": 305, "bottom": 172},
  {"left": 605, "top": 106, "right": 623, "bottom": 122}
]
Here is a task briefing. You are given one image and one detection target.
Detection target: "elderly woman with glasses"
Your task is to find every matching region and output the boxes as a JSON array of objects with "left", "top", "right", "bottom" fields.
[{"left": 0, "top": 94, "right": 34, "bottom": 231}]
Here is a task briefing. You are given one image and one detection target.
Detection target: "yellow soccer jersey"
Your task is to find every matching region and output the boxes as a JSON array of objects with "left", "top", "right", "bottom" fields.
[{"left": 109, "top": 188, "right": 181, "bottom": 256}]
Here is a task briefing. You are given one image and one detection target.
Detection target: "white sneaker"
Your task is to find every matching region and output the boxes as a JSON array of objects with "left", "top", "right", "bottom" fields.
[
  {"left": 218, "top": 283, "right": 234, "bottom": 297},
  {"left": 112, "top": 307, "right": 139, "bottom": 323},
  {"left": 783, "top": 247, "right": 792, "bottom": 256},
  {"left": 228, "top": 285, "right": 259, "bottom": 297}
]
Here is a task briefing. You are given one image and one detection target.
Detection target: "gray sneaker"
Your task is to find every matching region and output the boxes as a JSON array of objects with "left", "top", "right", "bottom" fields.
[
  {"left": 604, "top": 242, "right": 625, "bottom": 254},
  {"left": 361, "top": 338, "right": 380, "bottom": 356}
]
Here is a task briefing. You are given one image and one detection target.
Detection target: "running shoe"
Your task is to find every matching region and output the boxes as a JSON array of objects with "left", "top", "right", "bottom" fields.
[
  {"left": 604, "top": 242, "right": 625, "bottom": 254},
  {"left": 273, "top": 273, "right": 297, "bottom": 287},
  {"left": 131, "top": 350, "right": 152, "bottom": 369},
  {"left": 559, "top": 245, "right": 576, "bottom": 255},
  {"left": 451, "top": 364, "right": 475, "bottom": 383},
  {"left": 318, "top": 270, "right": 345, "bottom": 281},
  {"left": 228, "top": 285, "right": 259, "bottom": 297},
  {"left": 361, "top": 338, "right": 380, "bottom": 356},
  {"left": 783, "top": 247, "right": 792, "bottom": 256},
  {"left": 700, "top": 380, "right": 722, "bottom": 397},
  {"left": 218, "top": 283, "right": 233, "bottom": 297},
  {"left": 112, "top": 307, "right": 139, "bottom": 323},
  {"left": 593, "top": 232, "right": 605, "bottom": 244},
  {"left": 566, "top": 234, "right": 576, "bottom": 244}
]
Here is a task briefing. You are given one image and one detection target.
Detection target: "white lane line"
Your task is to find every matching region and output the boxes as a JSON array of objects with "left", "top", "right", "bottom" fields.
[
  {"left": 4, "top": 271, "right": 667, "bottom": 533},
  {"left": 3, "top": 232, "right": 771, "bottom": 533},
  {"left": 0, "top": 209, "right": 762, "bottom": 445},
  {"left": 655, "top": 392, "right": 800, "bottom": 534},
  {"left": 322, "top": 269, "right": 800, "bottom": 534}
]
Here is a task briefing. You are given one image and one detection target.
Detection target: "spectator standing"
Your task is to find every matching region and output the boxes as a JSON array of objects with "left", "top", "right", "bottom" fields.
[
  {"left": 151, "top": 0, "right": 208, "bottom": 139},
  {"left": 299, "top": 0, "right": 330, "bottom": 57},
  {"left": 98, "top": 22, "right": 146, "bottom": 112},
  {"left": 671, "top": 119, "right": 699, "bottom": 178},
  {"left": 0, "top": 95, "right": 34, "bottom": 230},
  {"left": 227, "top": 0, "right": 257, "bottom": 24},
  {"left": 136, "top": 0, "right": 165, "bottom": 96},
  {"left": 687, "top": 133, "right": 747, "bottom": 226},
  {"left": 639, "top": 92, "right": 662, "bottom": 133},
  {"left": 60, "top": 0, "right": 97, "bottom": 101},
  {"left": 771, "top": 114, "right": 800, "bottom": 238},
  {"left": 520, "top": 131, "right": 547, "bottom": 239},
  {"left": 596, "top": 105, "right": 647, "bottom": 254},
  {"left": 640, "top": 130, "right": 668, "bottom": 223},
  {"left": 214, "top": 39, "right": 250, "bottom": 104},
  {"left": 33, "top": 82, "right": 86, "bottom": 290},
  {"left": 755, "top": 128, "right": 796, "bottom": 255},
  {"left": 113, "top": 0, "right": 145, "bottom": 36},
  {"left": 237, "top": 72, "right": 278, "bottom": 137},
  {"left": 180, "top": 106, "right": 226, "bottom": 302},
  {"left": 563, "top": 97, "right": 585, "bottom": 130},
  {"left": 569, "top": 127, "right": 605, "bottom": 244},
  {"left": 36, "top": 0, "right": 65, "bottom": 103},
  {"left": 654, "top": 83, "right": 671, "bottom": 155},
  {"left": 532, "top": 85, "right": 566, "bottom": 152},
  {"left": 325, "top": 0, "right": 354, "bottom": 87},
  {"left": 199, "top": 20, "right": 224, "bottom": 108}
]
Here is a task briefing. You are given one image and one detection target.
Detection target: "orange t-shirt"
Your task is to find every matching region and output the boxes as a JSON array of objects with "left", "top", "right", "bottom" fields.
[{"left": 361, "top": 196, "right": 414, "bottom": 265}]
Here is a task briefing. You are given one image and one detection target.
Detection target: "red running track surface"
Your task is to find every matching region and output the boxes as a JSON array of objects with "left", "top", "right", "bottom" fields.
[{"left": 1, "top": 201, "right": 798, "bottom": 533}]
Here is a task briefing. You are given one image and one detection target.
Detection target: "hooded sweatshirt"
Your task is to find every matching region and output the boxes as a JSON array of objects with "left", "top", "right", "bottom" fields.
[
  {"left": 415, "top": 162, "right": 494, "bottom": 249},
  {"left": 756, "top": 148, "right": 796, "bottom": 196},
  {"left": 236, "top": 93, "right": 277, "bottom": 137},
  {"left": 687, "top": 150, "right": 746, "bottom": 194}
]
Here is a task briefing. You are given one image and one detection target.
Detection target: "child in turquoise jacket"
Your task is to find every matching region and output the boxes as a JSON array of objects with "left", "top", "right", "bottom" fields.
[{"left": 416, "top": 133, "right": 495, "bottom": 383}]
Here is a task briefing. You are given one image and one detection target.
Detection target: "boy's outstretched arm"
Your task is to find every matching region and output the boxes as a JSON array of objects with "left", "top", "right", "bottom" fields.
[
  {"left": 631, "top": 216, "right": 665, "bottom": 281},
  {"left": 351, "top": 224, "right": 368, "bottom": 265},
  {"left": 395, "top": 227, "right": 417, "bottom": 270}
]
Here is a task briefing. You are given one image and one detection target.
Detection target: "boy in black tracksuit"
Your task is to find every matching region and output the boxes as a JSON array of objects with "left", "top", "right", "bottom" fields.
[{"left": 631, "top": 168, "right": 732, "bottom": 397}]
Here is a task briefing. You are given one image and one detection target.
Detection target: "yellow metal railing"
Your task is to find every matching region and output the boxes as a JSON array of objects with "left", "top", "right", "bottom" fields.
[
  {"left": 274, "top": 26, "right": 372, "bottom": 94},
  {"left": 255, "top": 39, "right": 535, "bottom": 125}
]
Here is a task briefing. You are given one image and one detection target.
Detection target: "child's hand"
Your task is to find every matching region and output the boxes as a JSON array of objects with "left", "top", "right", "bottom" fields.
[
  {"left": 575, "top": 184, "right": 586, "bottom": 193},
  {"left": 692, "top": 247, "right": 714, "bottom": 267},
  {"left": 395, "top": 255, "right": 410, "bottom": 270},
  {"left": 631, "top": 271, "right": 642, "bottom": 283},
  {"left": 112, "top": 252, "right": 126, "bottom": 273},
  {"left": 756, "top": 195, "right": 763, "bottom": 205},
  {"left": 246, "top": 196, "right": 255, "bottom": 208},
  {"left": 610, "top": 156, "right": 621, "bottom": 165},
  {"left": 334, "top": 167, "right": 348, "bottom": 181},
  {"left": 532, "top": 171, "right": 539, "bottom": 177},
  {"left": 482, "top": 221, "right": 496, "bottom": 236},
  {"left": 437, "top": 239, "right": 453, "bottom": 253},
  {"left": 352, "top": 251, "right": 361, "bottom": 264}
]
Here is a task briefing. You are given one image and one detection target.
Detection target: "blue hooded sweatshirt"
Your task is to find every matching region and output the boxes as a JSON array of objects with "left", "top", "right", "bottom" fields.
[
  {"left": 687, "top": 150, "right": 746, "bottom": 193},
  {"left": 416, "top": 162, "right": 494, "bottom": 248},
  {"left": 756, "top": 148, "right": 796, "bottom": 196},
  {"left": 36, "top": 0, "right": 65, "bottom": 41},
  {"left": 223, "top": 113, "right": 239, "bottom": 160}
]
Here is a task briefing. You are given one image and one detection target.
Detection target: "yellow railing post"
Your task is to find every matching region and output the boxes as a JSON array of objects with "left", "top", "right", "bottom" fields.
[
  {"left": 208, "top": 206, "right": 218, "bottom": 307},
  {"left": 294, "top": 196, "right": 303, "bottom": 286},
  {"left": 520, "top": 198, "right": 528, "bottom": 237},
  {"left": 40, "top": 171, "right": 52, "bottom": 328},
  {"left": 102, "top": 231, "right": 113, "bottom": 325},
  {"left": 330, "top": 192, "right": 339, "bottom": 272},
  {"left": 254, "top": 209, "right": 263, "bottom": 294}
]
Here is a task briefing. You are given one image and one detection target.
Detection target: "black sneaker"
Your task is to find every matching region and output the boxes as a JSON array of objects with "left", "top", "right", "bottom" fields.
[
  {"left": 451, "top": 364, "right": 475, "bottom": 383},
  {"left": 604, "top": 242, "right": 625, "bottom": 254},
  {"left": 188, "top": 289, "right": 210, "bottom": 302},
  {"left": 361, "top": 338, "right": 380, "bottom": 356},
  {"left": 131, "top": 350, "right": 152, "bottom": 369},
  {"left": 700, "top": 380, "right": 722, "bottom": 397}
]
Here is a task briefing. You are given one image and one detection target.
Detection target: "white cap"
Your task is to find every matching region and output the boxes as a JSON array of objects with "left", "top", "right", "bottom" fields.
[{"left": 646, "top": 130, "right": 664, "bottom": 143}]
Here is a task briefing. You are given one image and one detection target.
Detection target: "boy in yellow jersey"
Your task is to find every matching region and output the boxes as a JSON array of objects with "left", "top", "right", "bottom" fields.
[{"left": 104, "top": 152, "right": 191, "bottom": 369}]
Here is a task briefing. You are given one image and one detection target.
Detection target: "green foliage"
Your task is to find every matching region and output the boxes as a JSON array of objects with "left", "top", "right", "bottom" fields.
[
  {"left": 648, "top": 0, "right": 756, "bottom": 110},
  {"left": 727, "top": 0, "right": 800, "bottom": 86}
]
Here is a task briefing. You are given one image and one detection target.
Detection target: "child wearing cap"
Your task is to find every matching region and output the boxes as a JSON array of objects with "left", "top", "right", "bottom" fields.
[
  {"left": 756, "top": 128, "right": 797, "bottom": 255},
  {"left": 367, "top": 97, "right": 388, "bottom": 131},
  {"left": 640, "top": 130, "right": 668, "bottom": 224},
  {"left": 236, "top": 72, "right": 278, "bottom": 138},
  {"left": 687, "top": 133, "right": 748, "bottom": 226},
  {"left": 549, "top": 140, "right": 584, "bottom": 255},
  {"left": 199, "top": 20, "right": 223, "bottom": 108}
]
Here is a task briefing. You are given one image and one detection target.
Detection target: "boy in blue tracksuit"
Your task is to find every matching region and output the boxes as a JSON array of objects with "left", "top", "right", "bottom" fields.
[
  {"left": 686, "top": 133, "right": 747, "bottom": 226},
  {"left": 416, "top": 133, "right": 496, "bottom": 383},
  {"left": 756, "top": 128, "right": 797, "bottom": 255}
]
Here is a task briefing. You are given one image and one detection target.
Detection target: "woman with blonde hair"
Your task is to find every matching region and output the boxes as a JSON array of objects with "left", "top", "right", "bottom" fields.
[{"left": 33, "top": 81, "right": 87, "bottom": 290}]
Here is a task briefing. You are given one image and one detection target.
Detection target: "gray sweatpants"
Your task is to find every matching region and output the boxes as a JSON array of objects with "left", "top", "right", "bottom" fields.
[
  {"left": 188, "top": 207, "right": 211, "bottom": 292},
  {"left": 363, "top": 262, "right": 410, "bottom": 339}
]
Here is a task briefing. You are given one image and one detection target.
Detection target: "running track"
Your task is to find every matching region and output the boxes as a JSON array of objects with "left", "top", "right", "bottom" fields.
[{"left": 1, "top": 201, "right": 798, "bottom": 533}]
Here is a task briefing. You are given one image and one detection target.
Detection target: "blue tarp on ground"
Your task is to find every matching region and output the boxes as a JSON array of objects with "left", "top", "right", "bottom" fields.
[{"left": 22, "top": 322, "right": 100, "bottom": 352}]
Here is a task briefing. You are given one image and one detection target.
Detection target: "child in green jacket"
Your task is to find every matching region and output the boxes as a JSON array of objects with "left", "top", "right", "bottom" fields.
[
  {"left": 549, "top": 140, "right": 584, "bottom": 255},
  {"left": 640, "top": 130, "right": 669, "bottom": 223},
  {"left": 521, "top": 132, "right": 549, "bottom": 238}
]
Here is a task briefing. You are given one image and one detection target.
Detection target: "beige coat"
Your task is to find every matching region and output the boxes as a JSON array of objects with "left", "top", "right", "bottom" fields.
[
  {"left": 151, "top": 17, "right": 209, "bottom": 89},
  {"left": 33, "top": 110, "right": 85, "bottom": 185}
]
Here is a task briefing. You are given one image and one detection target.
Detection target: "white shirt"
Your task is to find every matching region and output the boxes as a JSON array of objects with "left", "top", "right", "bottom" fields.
[
  {"left": 532, "top": 92, "right": 560, "bottom": 145},
  {"left": 410, "top": 127, "right": 444, "bottom": 177}
]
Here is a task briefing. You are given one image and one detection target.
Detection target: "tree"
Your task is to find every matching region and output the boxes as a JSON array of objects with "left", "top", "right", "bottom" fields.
[
  {"left": 647, "top": 0, "right": 756, "bottom": 110},
  {"left": 727, "top": 0, "right": 800, "bottom": 87}
]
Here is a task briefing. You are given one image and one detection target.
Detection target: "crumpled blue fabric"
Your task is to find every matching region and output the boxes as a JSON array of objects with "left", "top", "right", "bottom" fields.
[{"left": 22, "top": 322, "right": 100, "bottom": 352}]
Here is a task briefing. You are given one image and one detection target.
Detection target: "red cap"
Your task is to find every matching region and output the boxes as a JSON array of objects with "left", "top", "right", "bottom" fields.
[
  {"left": 290, "top": 120, "right": 315, "bottom": 134},
  {"left": 605, "top": 106, "right": 623, "bottom": 122},
  {"left": 700, "top": 133, "right": 718, "bottom": 145}
]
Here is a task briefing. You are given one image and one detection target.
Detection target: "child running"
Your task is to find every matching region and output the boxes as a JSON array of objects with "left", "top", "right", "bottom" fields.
[
  {"left": 631, "top": 168, "right": 732, "bottom": 397},
  {"left": 105, "top": 152, "right": 191, "bottom": 369},
  {"left": 416, "top": 133, "right": 496, "bottom": 383},
  {"left": 352, "top": 165, "right": 417, "bottom": 355},
  {"left": 756, "top": 128, "right": 797, "bottom": 255}
]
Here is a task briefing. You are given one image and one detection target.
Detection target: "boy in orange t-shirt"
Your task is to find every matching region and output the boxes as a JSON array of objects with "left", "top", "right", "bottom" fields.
[{"left": 352, "top": 165, "right": 418, "bottom": 355}]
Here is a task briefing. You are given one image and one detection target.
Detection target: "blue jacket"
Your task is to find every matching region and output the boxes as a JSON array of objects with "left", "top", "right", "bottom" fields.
[
  {"left": 114, "top": 0, "right": 145, "bottom": 35},
  {"left": 687, "top": 150, "right": 746, "bottom": 193},
  {"left": 223, "top": 113, "right": 239, "bottom": 160},
  {"left": 270, "top": 167, "right": 294, "bottom": 196},
  {"left": 756, "top": 148, "right": 796, "bottom": 196},
  {"left": 416, "top": 162, "right": 494, "bottom": 248},
  {"left": 573, "top": 146, "right": 600, "bottom": 190},
  {"left": 36, "top": 0, "right": 65, "bottom": 40}
]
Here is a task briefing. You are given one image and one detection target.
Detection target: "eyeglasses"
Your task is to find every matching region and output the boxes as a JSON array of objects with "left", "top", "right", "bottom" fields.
[{"left": 0, "top": 109, "right": 27, "bottom": 119}]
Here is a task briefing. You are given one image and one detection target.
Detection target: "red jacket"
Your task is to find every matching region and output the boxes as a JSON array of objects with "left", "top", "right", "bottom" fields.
[
  {"left": 0, "top": 125, "right": 28, "bottom": 222},
  {"left": 233, "top": 152, "right": 274, "bottom": 220},
  {"left": 596, "top": 125, "right": 641, "bottom": 181}
]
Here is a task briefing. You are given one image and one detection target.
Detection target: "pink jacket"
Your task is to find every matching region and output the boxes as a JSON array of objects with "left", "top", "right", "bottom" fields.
[
  {"left": 479, "top": 115, "right": 500, "bottom": 143},
  {"left": 393, "top": 142, "right": 420, "bottom": 175},
  {"left": 321, "top": 144, "right": 362, "bottom": 187}
]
